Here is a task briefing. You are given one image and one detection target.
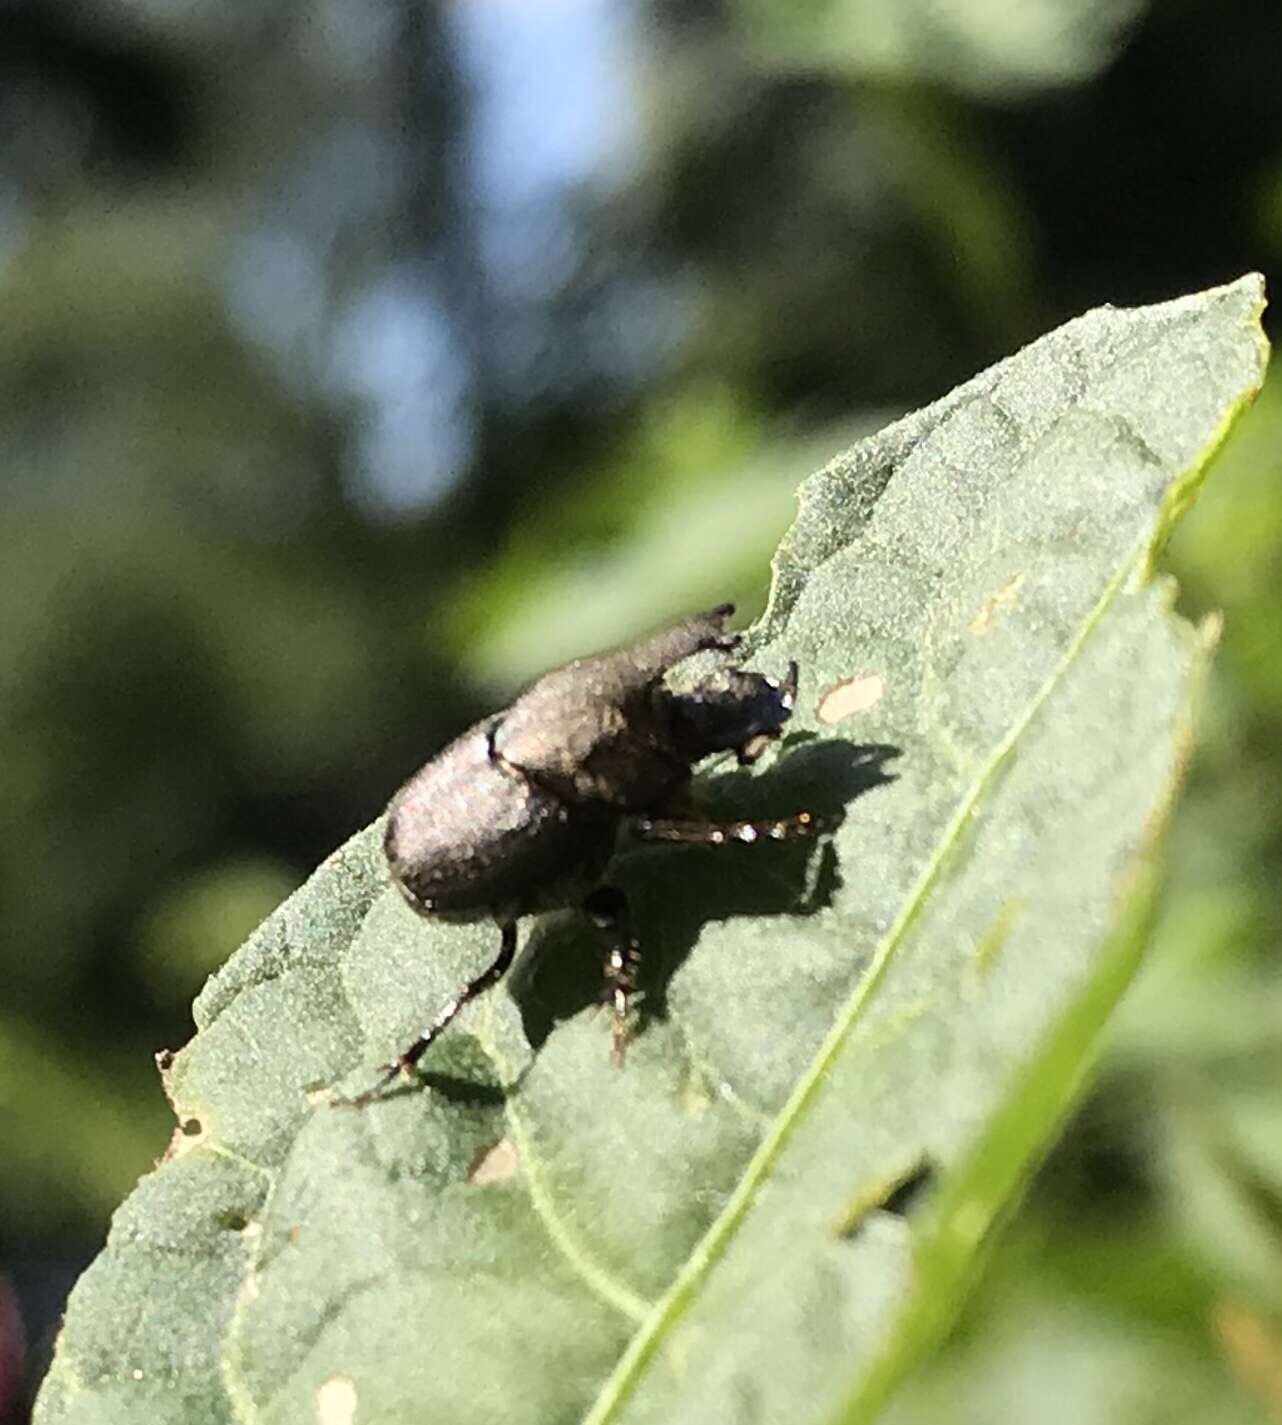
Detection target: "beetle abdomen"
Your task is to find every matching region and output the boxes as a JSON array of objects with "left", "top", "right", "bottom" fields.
[{"left": 384, "top": 721, "right": 612, "bottom": 917}]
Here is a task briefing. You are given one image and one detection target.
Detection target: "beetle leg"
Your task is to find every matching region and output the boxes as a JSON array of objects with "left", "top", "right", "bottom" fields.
[
  {"left": 332, "top": 918, "right": 518, "bottom": 1108},
  {"left": 584, "top": 886, "right": 642, "bottom": 1066},
  {"left": 628, "top": 810, "right": 819, "bottom": 845},
  {"left": 735, "top": 731, "right": 777, "bottom": 766}
]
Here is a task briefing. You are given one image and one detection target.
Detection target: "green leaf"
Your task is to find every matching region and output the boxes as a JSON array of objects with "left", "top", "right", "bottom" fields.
[
  {"left": 36, "top": 276, "right": 1267, "bottom": 1425},
  {"left": 882, "top": 1290, "right": 1267, "bottom": 1425},
  {"left": 734, "top": 0, "right": 1150, "bottom": 97}
]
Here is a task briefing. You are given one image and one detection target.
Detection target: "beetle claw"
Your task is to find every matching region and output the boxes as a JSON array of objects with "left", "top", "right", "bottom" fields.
[{"left": 328, "top": 1057, "right": 416, "bottom": 1110}]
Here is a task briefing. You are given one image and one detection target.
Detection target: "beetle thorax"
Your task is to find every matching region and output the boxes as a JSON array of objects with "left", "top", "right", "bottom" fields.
[{"left": 493, "top": 675, "right": 688, "bottom": 808}]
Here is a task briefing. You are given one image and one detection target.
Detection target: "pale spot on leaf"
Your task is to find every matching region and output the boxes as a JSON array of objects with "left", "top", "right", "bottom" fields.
[
  {"left": 316, "top": 1375, "right": 358, "bottom": 1425},
  {"left": 968, "top": 896, "right": 1025, "bottom": 990},
  {"left": 969, "top": 571, "right": 1026, "bottom": 634},
  {"left": 679, "top": 1067, "right": 714, "bottom": 1117},
  {"left": 816, "top": 673, "right": 884, "bottom": 724},
  {"left": 468, "top": 1136, "right": 520, "bottom": 1186}
]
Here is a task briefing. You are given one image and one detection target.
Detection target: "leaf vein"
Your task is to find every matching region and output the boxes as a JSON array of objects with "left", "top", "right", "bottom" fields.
[
  {"left": 476, "top": 1017, "right": 652, "bottom": 1325},
  {"left": 580, "top": 534, "right": 1146, "bottom": 1425}
]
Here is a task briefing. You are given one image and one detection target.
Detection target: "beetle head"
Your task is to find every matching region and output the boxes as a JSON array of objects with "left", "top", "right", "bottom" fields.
[{"left": 667, "top": 660, "right": 798, "bottom": 766}]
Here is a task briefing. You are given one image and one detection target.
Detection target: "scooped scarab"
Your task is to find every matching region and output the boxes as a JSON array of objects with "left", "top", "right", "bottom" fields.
[{"left": 337, "top": 603, "right": 817, "bottom": 1106}]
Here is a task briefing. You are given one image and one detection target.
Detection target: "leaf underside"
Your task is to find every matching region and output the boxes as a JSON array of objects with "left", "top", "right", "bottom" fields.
[{"left": 36, "top": 276, "right": 1268, "bottom": 1425}]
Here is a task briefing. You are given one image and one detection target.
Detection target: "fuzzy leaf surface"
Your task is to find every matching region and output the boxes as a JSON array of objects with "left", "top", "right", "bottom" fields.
[{"left": 36, "top": 276, "right": 1267, "bottom": 1425}]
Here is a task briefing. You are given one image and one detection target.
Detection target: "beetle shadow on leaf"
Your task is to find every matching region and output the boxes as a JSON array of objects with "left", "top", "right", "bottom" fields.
[
  {"left": 373, "top": 1070, "right": 506, "bottom": 1109},
  {"left": 333, "top": 1032, "right": 508, "bottom": 1109},
  {"left": 513, "top": 740, "right": 900, "bottom": 1053}
]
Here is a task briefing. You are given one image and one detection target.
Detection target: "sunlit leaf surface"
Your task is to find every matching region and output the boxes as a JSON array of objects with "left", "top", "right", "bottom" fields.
[{"left": 36, "top": 276, "right": 1267, "bottom": 1425}]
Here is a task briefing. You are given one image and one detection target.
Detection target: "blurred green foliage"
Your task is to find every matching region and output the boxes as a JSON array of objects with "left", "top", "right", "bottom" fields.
[{"left": 3, "top": 0, "right": 1282, "bottom": 1416}]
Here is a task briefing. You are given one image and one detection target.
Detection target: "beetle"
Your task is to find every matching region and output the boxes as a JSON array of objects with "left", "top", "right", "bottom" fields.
[{"left": 336, "top": 603, "right": 816, "bottom": 1106}]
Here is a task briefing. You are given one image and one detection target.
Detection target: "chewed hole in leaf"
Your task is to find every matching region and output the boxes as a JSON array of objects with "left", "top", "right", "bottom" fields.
[
  {"left": 161, "top": 1113, "right": 207, "bottom": 1162},
  {"left": 832, "top": 1156, "right": 937, "bottom": 1238},
  {"left": 879, "top": 1159, "right": 936, "bottom": 1218}
]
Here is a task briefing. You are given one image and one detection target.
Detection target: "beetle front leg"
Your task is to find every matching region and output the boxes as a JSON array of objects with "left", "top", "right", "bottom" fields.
[
  {"left": 333, "top": 918, "right": 518, "bottom": 1108},
  {"left": 584, "top": 886, "right": 642, "bottom": 1066}
]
